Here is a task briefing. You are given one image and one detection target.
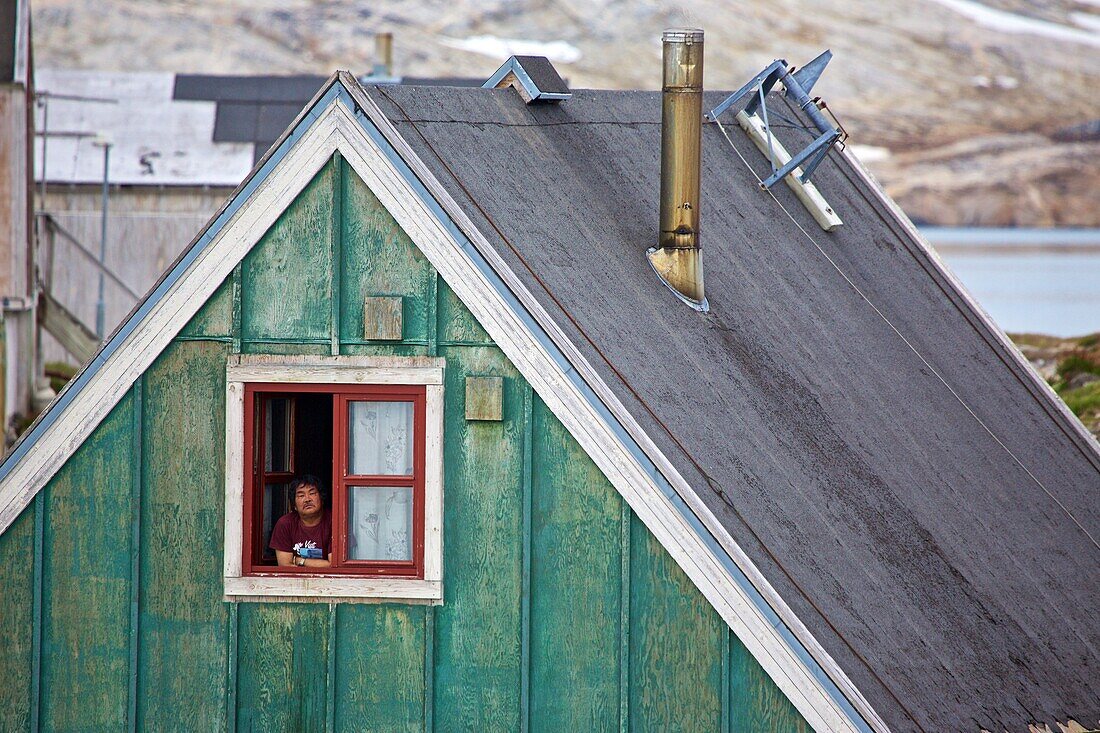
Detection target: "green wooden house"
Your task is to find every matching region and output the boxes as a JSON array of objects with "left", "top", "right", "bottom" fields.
[{"left": 1, "top": 42, "right": 1097, "bottom": 733}]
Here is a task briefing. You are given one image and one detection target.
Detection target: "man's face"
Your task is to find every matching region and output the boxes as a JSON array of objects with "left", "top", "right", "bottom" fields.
[{"left": 294, "top": 484, "right": 322, "bottom": 518}]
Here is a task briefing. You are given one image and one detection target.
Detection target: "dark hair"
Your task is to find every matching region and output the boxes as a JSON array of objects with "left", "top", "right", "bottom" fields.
[{"left": 290, "top": 475, "right": 324, "bottom": 505}]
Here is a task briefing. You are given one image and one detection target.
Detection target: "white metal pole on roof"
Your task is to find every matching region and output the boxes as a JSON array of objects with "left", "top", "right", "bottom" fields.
[{"left": 92, "top": 137, "right": 112, "bottom": 340}]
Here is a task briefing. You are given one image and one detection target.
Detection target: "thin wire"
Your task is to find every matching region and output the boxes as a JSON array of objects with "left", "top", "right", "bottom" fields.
[{"left": 713, "top": 115, "right": 1100, "bottom": 552}]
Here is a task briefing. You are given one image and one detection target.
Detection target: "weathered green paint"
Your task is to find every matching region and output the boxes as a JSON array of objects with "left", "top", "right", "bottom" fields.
[
  {"left": 334, "top": 604, "right": 425, "bottom": 732},
  {"left": 730, "top": 631, "right": 814, "bottom": 733},
  {"left": 339, "top": 153, "right": 434, "bottom": 347},
  {"left": 5, "top": 157, "right": 813, "bottom": 732},
  {"left": 137, "top": 340, "right": 230, "bottom": 731},
  {"left": 180, "top": 276, "right": 234, "bottom": 340},
  {"left": 128, "top": 378, "right": 143, "bottom": 732},
  {"left": 0, "top": 501, "right": 34, "bottom": 730},
  {"left": 529, "top": 394, "right": 622, "bottom": 731},
  {"left": 629, "top": 512, "right": 725, "bottom": 732},
  {"left": 241, "top": 159, "right": 333, "bottom": 347},
  {"left": 434, "top": 344, "right": 526, "bottom": 731},
  {"left": 437, "top": 279, "right": 491, "bottom": 346},
  {"left": 237, "top": 603, "right": 329, "bottom": 732},
  {"left": 41, "top": 390, "right": 134, "bottom": 731}
]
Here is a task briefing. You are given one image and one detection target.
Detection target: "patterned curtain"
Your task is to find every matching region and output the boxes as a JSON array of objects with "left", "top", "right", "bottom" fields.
[{"left": 347, "top": 401, "right": 414, "bottom": 561}]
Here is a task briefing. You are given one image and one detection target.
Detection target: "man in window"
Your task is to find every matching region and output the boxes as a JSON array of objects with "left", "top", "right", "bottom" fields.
[{"left": 271, "top": 475, "right": 332, "bottom": 568}]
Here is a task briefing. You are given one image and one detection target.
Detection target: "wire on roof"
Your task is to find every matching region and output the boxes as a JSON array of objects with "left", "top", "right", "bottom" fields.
[{"left": 711, "top": 114, "right": 1100, "bottom": 553}]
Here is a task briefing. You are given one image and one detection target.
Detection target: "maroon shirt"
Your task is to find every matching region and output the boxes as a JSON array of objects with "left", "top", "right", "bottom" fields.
[{"left": 270, "top": 510, "right": 332, "bottom": 558}]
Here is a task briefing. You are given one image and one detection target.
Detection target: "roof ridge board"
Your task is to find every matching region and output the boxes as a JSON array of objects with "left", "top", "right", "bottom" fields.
[{"left": 0, "top": 71, "right": 349, "bottom": 483}]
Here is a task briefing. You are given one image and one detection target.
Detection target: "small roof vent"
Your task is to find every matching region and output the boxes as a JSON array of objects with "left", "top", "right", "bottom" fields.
[{"left": 483, "top": 56, "right": 571, "bottom": 104}]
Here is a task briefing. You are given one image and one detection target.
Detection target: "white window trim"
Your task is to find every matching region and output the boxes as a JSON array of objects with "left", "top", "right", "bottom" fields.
[{"left": 223, "top": 354, "right": 444, "bottom": 603}]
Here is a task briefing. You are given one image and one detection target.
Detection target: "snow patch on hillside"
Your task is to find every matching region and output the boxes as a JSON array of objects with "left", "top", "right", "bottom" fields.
[
  {"left": 926, "top": 0, "right": 1100, "bottom": 47},
  {"left": 439, "top": 36, "right": 582, "bottom": 63}
]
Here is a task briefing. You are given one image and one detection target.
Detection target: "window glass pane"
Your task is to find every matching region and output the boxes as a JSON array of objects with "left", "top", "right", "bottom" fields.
[
  {"left": 347, "top": 401, "right": 413, "bottom": 475},
  {"left": 265, "top": 398, "right": 292, "bottom": 473},
  {"left": 347, "top": 486, "right": 413, "bottom": 561},
  {"left": 262, "top": 482, "right": 291, "bottom": 561}
]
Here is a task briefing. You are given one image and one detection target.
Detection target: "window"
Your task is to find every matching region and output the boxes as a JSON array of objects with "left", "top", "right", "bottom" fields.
[{"left": 223, "top": 356, "right": 443, "bottom": 602}]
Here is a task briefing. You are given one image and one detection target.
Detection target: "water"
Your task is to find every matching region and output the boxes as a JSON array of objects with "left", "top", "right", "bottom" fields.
[{"left": 920, "top": 228, "right": 1100, "bottom": 338}]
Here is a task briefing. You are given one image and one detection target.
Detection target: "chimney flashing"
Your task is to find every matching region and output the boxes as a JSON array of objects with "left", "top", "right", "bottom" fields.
[{"left": 483, "top": 56, "right": 571, "bottom": 104}]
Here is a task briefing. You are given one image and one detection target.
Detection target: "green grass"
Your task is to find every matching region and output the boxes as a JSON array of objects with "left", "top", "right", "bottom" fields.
[
  {"left": 1061, "top": 381, "right": 1100, "bottom": 418},
  {"left": 44, "top": 361, "right": 78, "bottom": 394}
]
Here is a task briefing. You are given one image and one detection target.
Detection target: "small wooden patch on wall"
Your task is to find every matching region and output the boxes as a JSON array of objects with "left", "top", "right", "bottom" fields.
[
  {"left": 465, "top": 376, "right": 503, "bottom": 421},
  {"left": 363, "top": 296, "right": 403, "bottom": 340}
]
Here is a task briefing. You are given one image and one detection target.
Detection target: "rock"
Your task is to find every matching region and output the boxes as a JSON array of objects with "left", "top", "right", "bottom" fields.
[{"left": 1067, "top": 372, "right": 1100, "bottom": 390}]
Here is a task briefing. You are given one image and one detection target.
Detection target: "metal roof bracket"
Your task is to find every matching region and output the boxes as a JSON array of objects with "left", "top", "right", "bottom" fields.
[{"left": 705, "top": 52, "right": 844, "bottom": 231}]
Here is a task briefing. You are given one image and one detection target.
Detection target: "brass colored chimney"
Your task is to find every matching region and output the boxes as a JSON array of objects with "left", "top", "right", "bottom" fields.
[
  {"left": 373, "top": 32, "right": 394, "bottom": 77},
  {"left": 647, "top": 28, "right": 708, "bottom": 312}
]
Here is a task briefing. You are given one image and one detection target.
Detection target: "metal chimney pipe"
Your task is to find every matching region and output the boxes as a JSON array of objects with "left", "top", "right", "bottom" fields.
[
  {"left": 373, "top": 33, "right": 394, "bottom": 77},
  {"left": 647, "top": 28, "right": 707, "bottom": 311}
]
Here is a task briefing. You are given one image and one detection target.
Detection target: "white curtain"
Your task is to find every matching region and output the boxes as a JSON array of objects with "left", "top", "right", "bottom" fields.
[
  {"left": 347, "top": 401, "right": 413, "bottom": 475},
  {"left": 348, "top": 486, "right": 412, "bottom": 560}
]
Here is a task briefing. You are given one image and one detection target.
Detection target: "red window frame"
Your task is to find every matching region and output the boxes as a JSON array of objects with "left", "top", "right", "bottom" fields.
[{"left": 242, "top": 383, "right": 426, "bottom": 578}]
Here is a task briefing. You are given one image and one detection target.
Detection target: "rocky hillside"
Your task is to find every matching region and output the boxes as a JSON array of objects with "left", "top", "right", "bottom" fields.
[
  {"left": 1012, "top": 332, "right": 1100, "bottom": 438},
  {"left": 31, "top": 0, "right": 1100, "bottom": 225}
]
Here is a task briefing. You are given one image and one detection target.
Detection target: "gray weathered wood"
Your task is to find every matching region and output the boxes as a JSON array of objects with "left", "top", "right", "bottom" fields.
[{"left": 465, "top": 375, "right": 503, "bottom": 421}]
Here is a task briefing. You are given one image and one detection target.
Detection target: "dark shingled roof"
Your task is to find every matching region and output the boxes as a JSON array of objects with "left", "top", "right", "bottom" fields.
[
  {"left": 368, "top": 83, "right": 1100, "bottom": 732},
  {"left": 509, "top": 55, "right": 571, "bottom": 95}
]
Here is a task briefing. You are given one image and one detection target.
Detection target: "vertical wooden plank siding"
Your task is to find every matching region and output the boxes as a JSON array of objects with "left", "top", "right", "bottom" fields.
[
  {"left": 339, "top": 154, "right": 434, "bottom": 348},
  {"left": 423, "top": 606, "right": 435, "bottom": 733},
  {"left": 138, "top": 341, "right": 230, "bottom": 730},
  {"left": 334, "top": 604, "right": 426, "bottom": 732},
  {"left": 529, "top": 395, "right": 622, "bottom": 731},
  {"left": 128, "top": 379, "right": 143, "bottom": 732},
  {"left": 519, "top": 386, "right": 533, "bottom": 733},
  {"left": 241, "top": 161, "right": 334, "bottom": 349},
  {"left": 326, "top": 604, "right": 336, "bottom": 732},
  {"left": 437, "top": 279, "right": 492, "bottom": 346},
  {"left": 236, "top": 603, "right": 330, "bottom": 732},
  {"left": 330, "top": 153, "right": 343, "bottom": 357},
  {"left": 729, "top": 631, "right": 813, "bottom": 733},
  {"left": 2, "top": 160, "right": 816, "bottom": 733},
  {"left": 179, "top": 276, "right": 234, "bottom": 340},
  {"left": 32, "top": 492, "right": 43, "bottom": 732},
  {"left": 433, "top": 345, "right": 525, "bottom": 732},
  {"left": 0, "top": 501, "right": 34, "bottom": 730},
  {"left": 629, "top": 512, "right": 725, "bottom": 732},
  {"left": 39, "top": 392, "right": 134, "bottom": 729},
  {"left": 619, "top": 501, "right": 632, "bottom": 733}
]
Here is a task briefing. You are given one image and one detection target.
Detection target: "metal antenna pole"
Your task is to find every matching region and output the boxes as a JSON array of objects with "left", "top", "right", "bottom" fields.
[
  {"left": 37, "top": 94, "right": 48, "bottom": 210},
  {"left": 93, "top": 139, "right": 111, "bottom": 339}
]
